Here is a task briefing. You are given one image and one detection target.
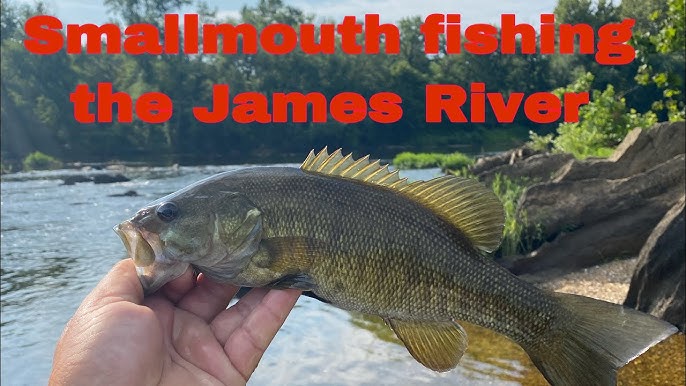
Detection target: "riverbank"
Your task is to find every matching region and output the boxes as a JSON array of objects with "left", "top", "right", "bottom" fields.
[
  {"left": 521, "top": 257, "right": 685, "bottom": 385},
  {"left": 521, "top": 256, "right": 638, "bottom": 304}
]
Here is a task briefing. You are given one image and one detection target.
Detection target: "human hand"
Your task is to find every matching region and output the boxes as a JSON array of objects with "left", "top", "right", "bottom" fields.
[{"left": 49, "top": 259, "right": 301, "bottom": 386}]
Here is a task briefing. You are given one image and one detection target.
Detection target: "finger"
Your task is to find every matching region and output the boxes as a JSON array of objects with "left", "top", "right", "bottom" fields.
[
  {"left": 210, "top": 287, "right": 271, "bottom": 344},
  {"left": 176, "top": 273, "right": 240, "bottom": 322},
  {"left": 170, "top": 308, "right": 244, "bottom": 385},
  {"left": 84, "top": 259, "right": 144, "bottom": 308},
  {"left": 160, "top": 266, "right": 196, "bottom": 303},
  {"left": 224, "top": 289, "right": 301, "bottom": 380}
]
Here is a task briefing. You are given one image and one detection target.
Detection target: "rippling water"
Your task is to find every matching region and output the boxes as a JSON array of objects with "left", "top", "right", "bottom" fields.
[{"left": 1, "top": 165, "right": 683, "bottom": 385}]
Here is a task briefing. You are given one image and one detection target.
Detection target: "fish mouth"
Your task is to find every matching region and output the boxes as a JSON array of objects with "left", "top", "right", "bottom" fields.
[{"left": 114, "top": 221, "right": 189, "bottom": 295}]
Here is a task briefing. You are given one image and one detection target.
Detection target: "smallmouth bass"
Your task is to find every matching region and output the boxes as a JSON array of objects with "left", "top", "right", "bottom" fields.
[{"left": 115, "top": 148, "right": 678, "bottom": 385}]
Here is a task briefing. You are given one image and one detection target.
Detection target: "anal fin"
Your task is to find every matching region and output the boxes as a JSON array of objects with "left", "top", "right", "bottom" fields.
[{"left": 385, "top": 318, "right": 468, "bottom": 372}]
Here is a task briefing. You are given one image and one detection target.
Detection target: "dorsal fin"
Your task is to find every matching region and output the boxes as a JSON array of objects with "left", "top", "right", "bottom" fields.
[
  {"left": 302, "top": 147, "right": 409, "bottom": 188},
  {"left": 301, "top": 148, "right": 505, "bottom": 252}
]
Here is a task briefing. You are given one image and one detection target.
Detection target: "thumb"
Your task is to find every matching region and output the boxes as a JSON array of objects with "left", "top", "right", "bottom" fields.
[{"left": 83, "top": 259, "right": 144, "bottom": 308}]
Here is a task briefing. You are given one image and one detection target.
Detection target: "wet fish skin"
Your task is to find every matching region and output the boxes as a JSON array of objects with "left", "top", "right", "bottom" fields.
[
  {"left": 115, "top": 149, "right": 678, "bottom": 386},
  {"left": 206, "top": 168, "right": 552, "bottom": 343}
]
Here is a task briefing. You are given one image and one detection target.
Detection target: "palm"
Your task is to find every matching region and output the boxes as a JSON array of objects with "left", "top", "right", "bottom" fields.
[{"left": 50, "top": 260, "right": 300, "bottom": 386}]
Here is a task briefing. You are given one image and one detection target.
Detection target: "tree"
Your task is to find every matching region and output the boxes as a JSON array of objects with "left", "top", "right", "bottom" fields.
[{"left": 633, "top": 0, "right": 685, "bottom": 121}]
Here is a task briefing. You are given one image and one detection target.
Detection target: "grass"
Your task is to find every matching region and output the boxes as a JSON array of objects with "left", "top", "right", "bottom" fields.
[
  {"left": 485, "top": 173, "right": 543, "bottom": 257},
  {"left": 393, "top": 151, "right": 474, "bottom": 171}
]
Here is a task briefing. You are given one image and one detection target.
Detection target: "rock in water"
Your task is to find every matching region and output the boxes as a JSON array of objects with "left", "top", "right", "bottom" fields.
[
  {"left": 624, "top": 196, "right": 685, "bottom": 331},
  {"left": 61, "top": 175, "right": 93, "bottom": 185},
  {"left": 92, "top": 174, "right": 130, "bottom": 184},
  {"left": 108, "top": 190, "right": 139, "bottom": 197}
]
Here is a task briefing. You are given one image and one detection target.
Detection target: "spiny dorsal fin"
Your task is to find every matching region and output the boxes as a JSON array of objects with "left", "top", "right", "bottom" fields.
[
  {"left": 302, "top": 147, "right": 409, "bottom": 188},
  {"left": 301, "top": 148, "right": 504, "bottom": 252},
  {"left": 385, "top": 318, "right": 468, "bottom": 372}
]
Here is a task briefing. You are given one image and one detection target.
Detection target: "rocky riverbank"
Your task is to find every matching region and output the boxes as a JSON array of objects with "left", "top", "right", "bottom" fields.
[{"left": 471, "top": 121, "right": 685, "bottom": 332}]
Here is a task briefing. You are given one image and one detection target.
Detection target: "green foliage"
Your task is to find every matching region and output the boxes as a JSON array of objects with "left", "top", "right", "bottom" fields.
[
  {"left": 527, "top": 131, "right": 554, "bottom": 152},
  {"left": 392, "top": 152, "right": 474, "bottom": 171},
  {"left": 1, "top": 0, "right": 683, "bottom": 167},
  {"left": 633, "top": 0, "right": 686, "bottom": 121},
  {"left": 492, "top": 174, "right": 524, "bottom": 256},
  {"left": 393, "top": 152, "right": 442, "bottom": 169},
  {"left": 532, "top": 73, "right": 658, "bottom": 159},
  {"left": 438, "top": 152, "right": 474, "bottom": 172},
  {"left": 490, "top": 174, "right": 543, "bottom": 256},
  {"left": 22, "top": 151, "right": 62, "bottom": 171}
]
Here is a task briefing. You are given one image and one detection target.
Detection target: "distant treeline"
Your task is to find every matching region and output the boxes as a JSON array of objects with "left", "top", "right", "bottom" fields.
[{"left": 1, "top": 0, "right": 683, "bottom": 166}]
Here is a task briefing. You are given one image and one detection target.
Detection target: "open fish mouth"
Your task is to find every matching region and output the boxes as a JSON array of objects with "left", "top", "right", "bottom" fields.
[{"left": 114, "top": 221, "right": 189, "bottom": 295}]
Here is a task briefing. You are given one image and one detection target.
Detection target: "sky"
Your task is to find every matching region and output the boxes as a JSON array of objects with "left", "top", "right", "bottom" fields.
[{"left": 17, "top": 0, "right": 560, "bottom": 27}]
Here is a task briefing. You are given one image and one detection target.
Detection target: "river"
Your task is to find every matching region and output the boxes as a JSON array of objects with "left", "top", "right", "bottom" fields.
[{"left": 1, "top": 164, "right": 682, "bottom": 385}]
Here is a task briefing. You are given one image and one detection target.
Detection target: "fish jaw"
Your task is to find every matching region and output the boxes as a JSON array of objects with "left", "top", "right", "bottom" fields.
[{"left": 114, "top": 220, "right": 189, "bottom": 295}]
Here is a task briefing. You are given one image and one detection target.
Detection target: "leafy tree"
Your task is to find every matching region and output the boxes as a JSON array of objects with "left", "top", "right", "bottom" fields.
[
  {"left": 1, "top": 0, "right": 682, "bottom": 167},
  {"left": 531, "top": 73, "right": 657, "bottom": 159},
  {"left": 633, "top": 0, "right": 685, "bottom": 121}
]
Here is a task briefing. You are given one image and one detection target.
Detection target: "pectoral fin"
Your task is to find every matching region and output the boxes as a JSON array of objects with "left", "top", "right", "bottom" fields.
[
  {"left": 302, "top": 291, "right": 331, "bottom": 304},
  {"left": 267, "top": 273, "right": 315, "bottom": 290},
  {"left": 229, "top": 236, "right": 324, "bottom": 287},
  {"left": 385, "top": 319, "right": 468, "bottom": 372}
]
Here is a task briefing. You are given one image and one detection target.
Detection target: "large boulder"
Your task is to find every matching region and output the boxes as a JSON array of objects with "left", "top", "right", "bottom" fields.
[
  {"left": 477, "top": 153, "right": 573, "bottom": 186},
  {"left": 518, "top": 154, "right": 685, "bottom": 241},
  {"left": 624, "top": 196, "right": 685, "bottom": 331},
  {"left": 507, "top": 203, "right": 667, "bottom": 274},
  {"left": 469, "top": 146, "right": 541, "bottom": 176},
  {"left": 554, "top": 121, "right": 685, "bottom": 182},
  {"left": 496, "top": 121, "right": 685, "bottom": 275},
  {"left": 509, "top": 153, "right": 684, "bottom": 274}
]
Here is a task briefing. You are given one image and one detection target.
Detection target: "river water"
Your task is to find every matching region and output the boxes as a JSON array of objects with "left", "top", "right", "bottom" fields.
[{"left": 1, "top": 165, "right": 682, "bottom": 385}]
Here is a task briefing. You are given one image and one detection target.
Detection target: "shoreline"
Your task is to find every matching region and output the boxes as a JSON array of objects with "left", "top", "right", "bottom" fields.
[
  {"left": 521, "top": 256, "right": 685, "bottom": 386},
  {"left": 520, "top": 256, "right": 639, "bottom": 304}
]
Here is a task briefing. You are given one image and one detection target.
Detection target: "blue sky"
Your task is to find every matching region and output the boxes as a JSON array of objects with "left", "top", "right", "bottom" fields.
[{"left": 18, "top": 0, "right": 560, "bottom": 26}]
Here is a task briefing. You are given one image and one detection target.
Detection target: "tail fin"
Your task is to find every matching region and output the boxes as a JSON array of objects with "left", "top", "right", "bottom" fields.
[{"left": 526, "top": 292, "right": 678, "bottom": 386}]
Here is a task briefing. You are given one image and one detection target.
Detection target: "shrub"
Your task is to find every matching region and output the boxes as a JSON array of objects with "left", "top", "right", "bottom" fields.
[
  {"left": 393, "top": 152, "right": 442, "bottom": 169},
  {"left": 393, "top": 151, "right": 474, "bottom": 170},
  {"left": 438, "top": 152, "right": 474, "bottom": 171},
  {"left": 528, "top": 73, "right": 658, "bottom": 159},
  {"left": 22, "top": 151, "right": 62, "bottom": 171}
]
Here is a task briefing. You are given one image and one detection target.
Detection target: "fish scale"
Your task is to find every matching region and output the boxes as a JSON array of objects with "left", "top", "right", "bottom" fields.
[
  {"left": 115, "top": 148, "right": 679, "bottom": 385},
  {"left": 212, "top": 167, "right": 557, "bottom": 345}
]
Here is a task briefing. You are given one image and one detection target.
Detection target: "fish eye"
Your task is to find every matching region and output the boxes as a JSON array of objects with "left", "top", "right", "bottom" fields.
[{"left": 156, "top": 202, "right": 179, "bottom": 222}]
